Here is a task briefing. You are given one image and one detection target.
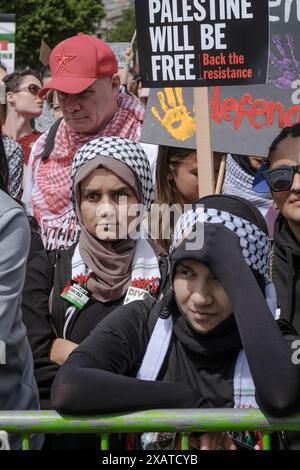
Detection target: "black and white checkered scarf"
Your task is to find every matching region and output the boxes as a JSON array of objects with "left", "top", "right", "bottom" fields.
[
  {"left": 222, "top": 154, "right": 272, "bottom": 216},
  {"left": 171, "top": 206, "right": 271, "bottom": 278},
  {"left": 70, "top": 136, "right": 154, "bottom": 211}
]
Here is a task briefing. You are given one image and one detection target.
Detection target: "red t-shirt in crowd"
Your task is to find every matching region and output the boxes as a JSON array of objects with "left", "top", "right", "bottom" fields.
[{"left": 17, "top": 131, "right": 42, "bottom": 165}]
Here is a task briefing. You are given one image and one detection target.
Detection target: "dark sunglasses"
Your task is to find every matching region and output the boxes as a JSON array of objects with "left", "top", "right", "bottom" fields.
[
  {"left": 263, "top": 164, "right": 300, "bottom": 192},
  {"left": 15, "top": 84, "right": 41, "bottom": 96}
]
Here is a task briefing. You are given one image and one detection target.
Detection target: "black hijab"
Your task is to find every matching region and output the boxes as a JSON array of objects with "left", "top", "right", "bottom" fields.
[{"left": 158, "top": 295, "right": 241, "bottom": 408}]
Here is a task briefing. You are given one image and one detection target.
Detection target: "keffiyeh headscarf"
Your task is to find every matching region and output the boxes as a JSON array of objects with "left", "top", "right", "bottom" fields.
[
  {"left": 222, "top": 154, "right": 272, "bottom": 217},
  {"left": 71, "top": 136, "right": 153, "bottom": 211},
  {"left": 171, "top": 199, "right": 271, "bottom": 278},
  {"left": 70, "top": 136, "right": 154, "bottom": 303}
]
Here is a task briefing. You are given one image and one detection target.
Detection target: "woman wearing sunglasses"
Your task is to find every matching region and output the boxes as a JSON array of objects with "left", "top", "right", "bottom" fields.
[
  {"left": 2, "top": 69, "right": 43, "bottom": 175},
  {"left": 262, "top": 122, "right": 300, "bottom": 450},
  {"left": 263, "top": 123, "right": 300, "bottom": 338}
]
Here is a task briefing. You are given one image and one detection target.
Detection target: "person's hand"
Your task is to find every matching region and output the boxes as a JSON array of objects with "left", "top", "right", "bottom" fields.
[
  {"left": 120, "top": 47, "right": 134, "bottom": 86},
  {"left": 190, "top": 432, "right": 237, "bottom": 450},
  {"left": 50, "top": 338, "right": 78, "bottom": 366},
  {"left": 198, "top": 222, "right": 243, "bottom": 267},
  {"left": 175, "top": 222, "right": 244, "bottom": 281},
  {"left": 269, "top": 33, "right": 300, "bottom": 88},
  {"left": 0, "top": 431, "right": 10, "bottom": 450},
  {"left": 200, "top": 432, "right": 237, "bottom": 450},
  {"left": 124, "top": 47, "right": 134, "bottom": 66},
  {"left": 174, "top": 221, "right": 263, "bottom": 314}
]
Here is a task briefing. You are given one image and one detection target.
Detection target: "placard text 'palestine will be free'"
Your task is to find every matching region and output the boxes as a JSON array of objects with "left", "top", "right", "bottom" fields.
[{"left": 136, "top": 0, "right": 269, "bottom": 87}]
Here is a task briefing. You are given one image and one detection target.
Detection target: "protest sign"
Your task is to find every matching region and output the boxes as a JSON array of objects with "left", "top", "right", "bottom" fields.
[
  {"left": 135, "top": 0, "right": 269, "bottom": 87},
  {"left": 194, "top": 87, "right": 215, "bottom": 194},
  {"left": 0, "top": 14, "right": 15, "bottom": 73},
  {"left": 108, "top": 42, "right": 132, "bottom": 69},
  {"left": 141, "top": 1, "right": 300, "bottom": 158}
]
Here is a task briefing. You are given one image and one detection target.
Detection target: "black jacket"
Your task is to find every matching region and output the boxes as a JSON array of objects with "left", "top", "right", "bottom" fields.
[
  {"left": 22, "top": 243, "right": 168, "bottom": 408},
  {"left": 51, "top": 295, "right": 300, "bottom": 418},
  {"left": 273, "top": 214, "right": 300, "bottom": 335}
]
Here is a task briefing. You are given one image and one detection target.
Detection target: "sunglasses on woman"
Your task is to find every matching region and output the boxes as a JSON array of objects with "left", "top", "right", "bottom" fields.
[
  {"left": 263, "top": 164, "right": 300, "bottom": 192},
  {"left": 15, "top": 84, "right": 42, "bottom": 96}
]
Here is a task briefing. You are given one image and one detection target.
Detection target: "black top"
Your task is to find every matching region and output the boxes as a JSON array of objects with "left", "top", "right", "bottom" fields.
[
  {"left": 28, "top": 229, "right": 45, "bottom": 264},
  {"left": 51, "top": 295, "right": 300, "bottom": 417},
  {"left": 273, "top": 214, "right": 300, "bottom": 334},
  {"left": 22, "top": 244, "right": 168, "bottom": 408}
]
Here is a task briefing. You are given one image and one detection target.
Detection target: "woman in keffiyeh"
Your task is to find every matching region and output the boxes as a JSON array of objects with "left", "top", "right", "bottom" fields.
[
  {"left": 22, "top": 137, "right": 167, "bottom": 413},
  {"left": 51, "top": 194, "right": 300, "bottom": 450}
]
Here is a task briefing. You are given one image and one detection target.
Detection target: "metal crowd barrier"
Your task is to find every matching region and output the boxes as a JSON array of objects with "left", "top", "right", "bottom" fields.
[{"left": 0, "top": 409, "right": 300, "bottom": 450}]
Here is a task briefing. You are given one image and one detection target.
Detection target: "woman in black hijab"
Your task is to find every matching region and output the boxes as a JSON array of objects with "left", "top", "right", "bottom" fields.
[{"left": 51, "top": 195, "right": 300, "bottom": 449}]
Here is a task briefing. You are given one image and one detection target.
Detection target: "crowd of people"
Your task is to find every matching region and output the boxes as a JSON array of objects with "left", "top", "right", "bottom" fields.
[{"left": 0, "top": 32, "right": 300, "bottom": 451}]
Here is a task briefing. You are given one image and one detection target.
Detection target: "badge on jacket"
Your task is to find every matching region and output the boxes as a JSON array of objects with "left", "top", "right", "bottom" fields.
[{"left": 61, "top": 273, "right": 92, "bottom": 310}]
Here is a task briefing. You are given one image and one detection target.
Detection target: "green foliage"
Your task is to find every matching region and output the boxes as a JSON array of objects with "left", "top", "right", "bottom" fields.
[
  {"left": 106, "top": 4, "right": 136, "bottom": 43},
  {"left": 0, "top": 0, "right": 105, "bottom": 68}
]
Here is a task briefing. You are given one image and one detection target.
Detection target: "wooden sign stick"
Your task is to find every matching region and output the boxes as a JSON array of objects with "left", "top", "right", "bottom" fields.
[
  {"left": 130, "top": 30, "right": 136, "bottom": 48},
  {"left": 215, "top": 154, "right": 227, "bottom": 194},
  {"left": 193, "top": 87, "right": 215, "bottom": 198}
]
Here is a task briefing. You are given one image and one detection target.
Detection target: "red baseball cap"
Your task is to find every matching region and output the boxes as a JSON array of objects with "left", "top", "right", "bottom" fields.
[{"left": 39, "top": 33, "right": 118, "bottom": 97}]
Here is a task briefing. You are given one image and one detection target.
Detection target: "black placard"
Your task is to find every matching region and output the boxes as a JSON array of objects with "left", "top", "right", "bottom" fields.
[{"left": 136, "top": 0, "right": 269, "bottom": 87}]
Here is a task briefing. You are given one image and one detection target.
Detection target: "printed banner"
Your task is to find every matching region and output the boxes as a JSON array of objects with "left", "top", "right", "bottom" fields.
[{"left": 135, "top": 0, "right": 269, "bottom": 87}]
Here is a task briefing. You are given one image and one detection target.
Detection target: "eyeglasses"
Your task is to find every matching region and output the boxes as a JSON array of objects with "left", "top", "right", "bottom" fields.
[
  {"left": 263, "top": 164, "right": 300, "bottom": 192},
  {"left": 14, "top": 84, "right": 42, "bottom": 96}
]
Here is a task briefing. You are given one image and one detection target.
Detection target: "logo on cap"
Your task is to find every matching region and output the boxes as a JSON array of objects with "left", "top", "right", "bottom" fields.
[{"left": 55, "top": 51, "right": 77, "bottom": 73}]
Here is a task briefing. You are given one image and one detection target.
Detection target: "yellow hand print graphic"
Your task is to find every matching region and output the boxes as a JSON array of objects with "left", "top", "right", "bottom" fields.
[{"left": 151, "top": 88, "right": 196, "bottom": 141}]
